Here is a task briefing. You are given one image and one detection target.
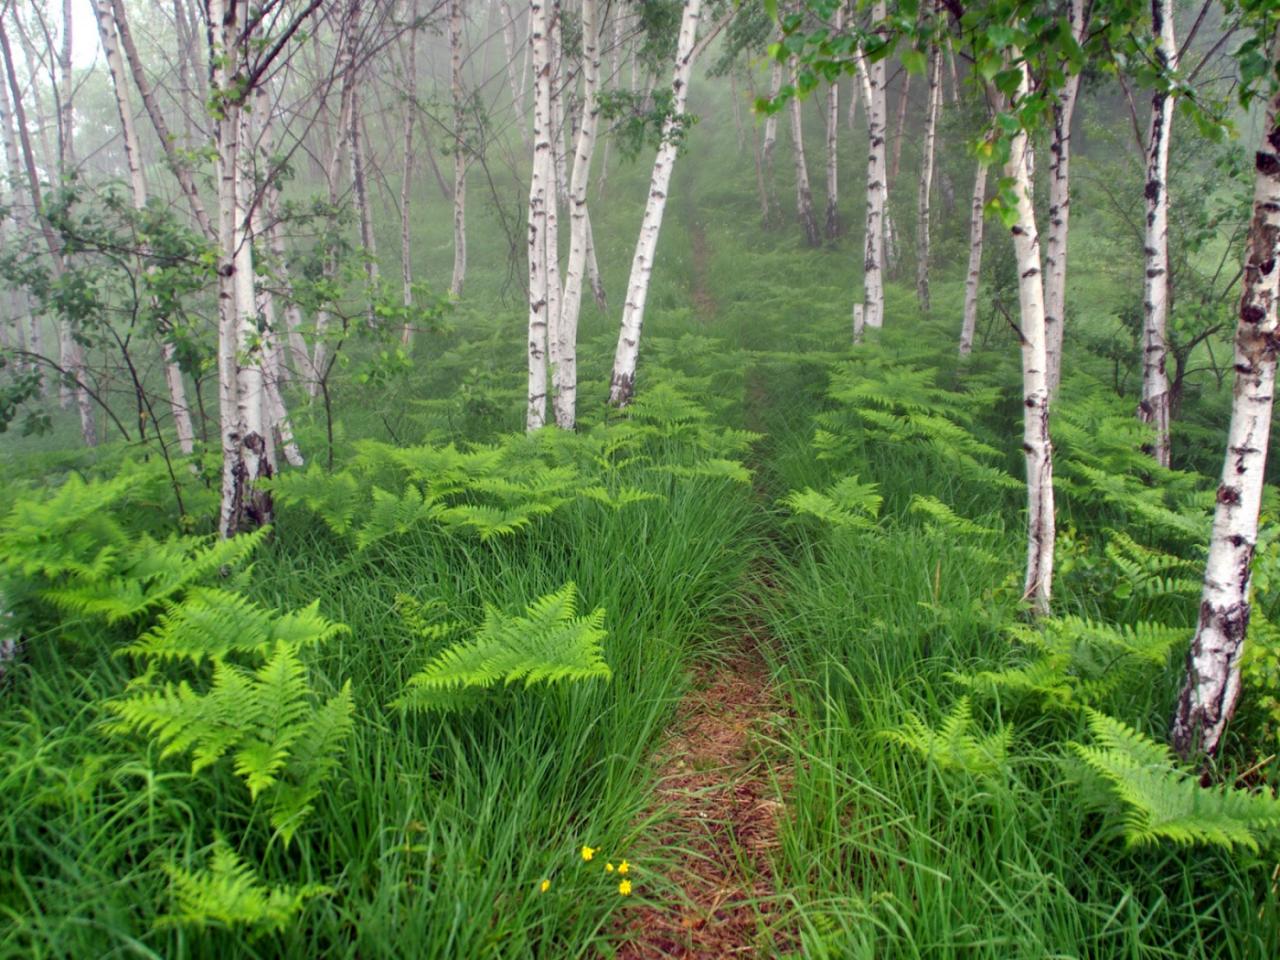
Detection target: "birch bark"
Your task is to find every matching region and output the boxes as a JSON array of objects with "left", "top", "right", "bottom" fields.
[
  {"left": 854, "top": 14, "right": 886, "bottom": 333},
  {"left": 607, "top": 0, "right": 702, "bottom": 407},
  {"left": 958, "top": 162, "right": 988, "bottom": 356},
  {"left": 527, "top": 0, "right": 554, "bottom": 430},
  {"left": 916, "top": 39, "right": 941, "bottom": 313},
  {"left": 824, "top": 6, "right": 843, "bottom": 240},
  {"left": 1171, "top": 80, "right": 1280, "bottom": 760},
  {"left": 400, "top": 0, "right": 420, "bottom": 345},
  {"left": 1044, "top": 0, "right": 1087, "bottom": 394},
  {"left": 1005, "top": 61, "right": 1054, "bottom": 617},
  {"left": 450, "top": 0, "right": 468, "bottom": 297},
  {"left": 1138, "top": 0, "right": 1177, "bottom": 467},
  {"left": 554, "top": 0, "right": 601, "bottom": 429},
  {"left": 789, "top": 56, "right": 821, "bottom": 246}
]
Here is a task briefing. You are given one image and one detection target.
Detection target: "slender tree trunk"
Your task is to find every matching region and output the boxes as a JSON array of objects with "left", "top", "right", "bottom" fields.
[
  {"left": 500, "top": 1, "right": 530, "bottom": 147},
  {"left": 846, "top": 73, "right": 859, "bottom": 129},
  {"left": 553, "top": 0, "right": 600, "bottom": 429},
  {"left": 916, "top": 39, "right": 941, "bottom": 313},
  {"left": 310, "top": 73, "right": 352, "bottom": 399},
  {"left": 1138, "top": 0, "right": 1177, "bottom": 467},
  {"left": 400, "top": 0, "right": 420, "bottom": 345},
  {"left": 854, "top": 19, "right": 886, "bottom": 333},
  {"left": 788, "top": 57, "right": 821, "bottom": 246},
  {"left": 549, "top": 11, "right": 570, "bottom": 206},
  {"left": 94, "top": 0, "right": 196, "bottom": 454},
  {"left": 350, "top": 90, "right": 380, "bottom": 321},
  {"left": 761, "top": 57, "right": 783, "bottom": 226},
  {"left": 1171, "top": 80, "right": 1280, "bottom": 760},
  {"left": 109, "top": 0, "right": 213, "bottom": 237},
  {"left": 608, "top": 0, "right": 703, "bottom": 407},
  {"left": 959, "top": 162, "right": 988, "bottom": 356},
  {"left": 1005, "top": 60, "right": 1054, "bottom": 617},
  {"left": 0, "top": 19, "right": 97, "bottom": 446},
  {"left": 746, "top": 69, "right": 771, "bottom": 226},
  {"left": 450, "top": 0, "right": 468, "bottom": 297},
  {"left": 1044, "top": 0, "right": 1086, "bottom": 395},
  {"left": 730, "top": 67, "right": 746, "bottom": 150},
  {"left": 527, "top": 0, "right": 554, "bottom": 430},
  {"left": 595, "top": 6, "right": 623, "bottom": 200},
  {"left": 888, "top": 71, "right": 911, "bottom": 186},
  {"left": 824, "top": 9, "right": 843, "bottom": 241}
]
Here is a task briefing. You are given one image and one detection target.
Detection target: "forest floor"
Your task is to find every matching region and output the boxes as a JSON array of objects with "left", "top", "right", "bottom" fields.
[{"left": 615, "top": 631, "right": 792, "bottom": 958}]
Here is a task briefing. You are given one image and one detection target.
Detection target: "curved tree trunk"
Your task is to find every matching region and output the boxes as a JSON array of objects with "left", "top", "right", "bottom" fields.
[
  {"left": 1170, "top": 79, "right": 1280, "bottom": 761},
  {"left": 608, "top": 0, "right": 702, "bottom": 407},
  {"left": 94, "top": 0, "right": 196, "bottom": 454},
  {"left": 1138, "top": 0, "right": 1177, "bottom": 467}
]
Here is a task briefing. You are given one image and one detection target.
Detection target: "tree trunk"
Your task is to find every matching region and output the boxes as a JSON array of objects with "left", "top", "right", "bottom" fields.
[
  {"left": 854, "top": 17, "right": 887, "bottom": 333},
  {"left": 500, "top": 0, "right": 530, "bottom": 148},
  {"left": 1005, "top": 60, "right": 1054, "bottom": 617},
  {"left": 450, "top": 0, "right": 468, "bottom": 298},
  {"left": 94, "top": 0, "right": 196, "bottom": 454},
  {"left": 0, "top": 18, "right": 97, "bottom": 446},
  {"left": 761, "top": 57, "right": 783, "bottom": 226},
  {"left": 400, "top": 0, "right": 420, "bottom": 346},
  {"left": 1170, "top": 80, "right": 1280, "bottom": 761},
  {"left": 350, "top": 90, "right": 380, "bottom": 320},
  {"left": 788, "top": 57, "right": 821, "bottom": 246},
  {"left": 916, "top": 40, "right": 941, "bottom": 313},
  {"left": 1138, "top": 0, "right": 1177, "bottom": 467},
  {"left": 958, "top": 162, "right": 988, "bottom": 357},
  {"left": 888, "top": 70, "right": 911, "bottom": 187},
  {"left": 608, "top": 0, "right": 702, "bottom": 407},
  {"left": 1044, "top": 0, "right": 1086, "bottom": 395},
  {"left": 824, "top": 9, "right": 843, "bottom": 241},
  {"left": 555, "top": 0, "right": 602, "bottom": 429},
  {"left": 527, "top": 0, "right": 554, "bottom": 430}
]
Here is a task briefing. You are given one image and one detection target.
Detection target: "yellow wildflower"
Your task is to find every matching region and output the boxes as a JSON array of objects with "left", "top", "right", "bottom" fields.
[
  {"left": 618, "top": 860, "right": 630, "bottom": 875},
  {"left": 581, "top": 845, "right": 595, "bottom": 862},
  {"left": 618, "top": 879, "right": 632, "bottom": 896},
  {"left": 539, "top": 879, "right": 551, "bottom": 893},
  {"left": 605, "top": 862, "right": 615, "bottom": 873}
]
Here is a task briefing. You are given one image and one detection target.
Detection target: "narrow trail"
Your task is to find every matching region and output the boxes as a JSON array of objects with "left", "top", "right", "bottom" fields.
[
  {"left": 615, "top": 635, "right": 792, "bottom": 958},
  {"left": 615, "top": 195, "right": 793, "bottom": 954}
]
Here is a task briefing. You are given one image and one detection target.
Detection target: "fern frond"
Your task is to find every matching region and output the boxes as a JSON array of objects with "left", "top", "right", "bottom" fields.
[
  {"left": 354, "top": 485, "right": 443, "bottom": 550},
  {"left": 393, "top": 583, "right": 610, "bottom": 711},
  {"left": 909, "top": 495, "right": 995, "bottom": 536},
  {"left": 161, "top": 840, "right": 329, "bottom": 932},
  {"left": 1070, "top": 709, "right": 1280, "bottom": 851},
  {"left": 579, "top": 485, "right": 661, "bottom": 511},
  {"left": 879, "top": 697, "right": 1012, "bottom": 777}
]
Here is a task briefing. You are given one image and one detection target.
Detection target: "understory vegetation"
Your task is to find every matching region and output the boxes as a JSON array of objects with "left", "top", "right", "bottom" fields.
[{"left": 5, "top": 8, "right": 1280, "bottom": 957}]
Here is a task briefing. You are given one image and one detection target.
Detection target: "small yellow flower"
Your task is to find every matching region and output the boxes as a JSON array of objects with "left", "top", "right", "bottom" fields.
[
  {"left": 618, "top": 860, "right": 630, "bottom": 875},
  {"left": 581, "top": 845, "right": 596, "bottom": 862},
  {"left": 539, "top": 879, "right": 551, "bottom": 893},
  {"left": 618, "top": 879, "right": 632, "bottom": 896},
  {"left": 605, "top": 862, "right": 615, "bottom": 873}
]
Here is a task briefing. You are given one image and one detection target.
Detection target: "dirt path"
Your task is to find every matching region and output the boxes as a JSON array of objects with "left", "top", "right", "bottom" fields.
[{"left": 614, "top": 635, "right": 791, "bottom": 958}]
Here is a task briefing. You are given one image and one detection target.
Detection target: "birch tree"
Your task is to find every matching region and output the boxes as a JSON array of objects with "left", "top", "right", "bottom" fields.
[
  {"left": 554, "top": 0, "right": 602, "bottom": 429},
  {"left": 788, "top": 54, "right": 821, "bottom": 246},
  {"left": 1171, "top": 73, "right": 1280, "bottom": 760},
  {"left": 400, "top": 0, "right": 421, "bottom": 345},
  {"left": 853, "top": 5, "right": 887, "bottom": 338},
  {"left": 93, "top": 0, "right": 197, "bottom": 454},
  {"left": 916, "top": 30, "right": 942, "bottom": 313},
  {"left": 1137, "top": 0, "right": 1177, "bottom": 467},
  {"left": 526, "top": 0, "right": 554, "bottom": 430},
  {"left": 1044, "top": 0, "right": 1088, "bottom": 395},
  {"left": 824, "top": 4, "right": 844, "bottom": 240},
  {"left": 449, "top": 0, "right": 469, "bottom": 297},
  {"left": 958, "top": 161, "right": 988, "bottom": 356},
  {"left": 608, "top": 0, "right": 703, "bottom": 407}
]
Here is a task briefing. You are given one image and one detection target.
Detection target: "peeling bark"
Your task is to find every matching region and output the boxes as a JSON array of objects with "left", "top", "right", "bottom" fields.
[{"left": 1171, "top": 79, "right": 1280, "bottom": 760}]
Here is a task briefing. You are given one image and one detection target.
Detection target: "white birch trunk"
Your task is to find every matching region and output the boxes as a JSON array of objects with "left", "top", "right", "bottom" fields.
[
  {"left": 855, "top": 19, "right": 886, "bottom": 332},
  {"left": 500, "top": 0, "right": 530, "bottom": 147},
  {"left": 400, "top": 0, "right": 420, "bottom": 345},
  {"left": 1171, "top": 81, "right": 1280, "bottom": 759},
  {"left": 608, "top": 0, "right": 702, "bottom": 407},
  {"left": 450, "top": 0, "right": 468, "bottom": 298},
  {"left": 789, "top": 56, "right": 821, "bottom": 246},
  {"left": 1044, "top": 0, "right": 1086, "bottom": 394},
  {"left": 1005, "top": 61, "right": 1054, "bottom": 617},
  {"left": 350, "top": 94, "right": 380, "bottom": 320},
  {"left": 526, "top": 0, "right": 553, "bottom": 430},
  {"left": 94, "top": 0, "right": 196, "bottom": 454},
  {"left": 761, "top": 58, "right": 783, "bottom": 225},
  {"left": 1138, "top": 0, "right": 1177, "bottom": 467},
  {"left": 916, "top": 42, "right": 941, "bottom": 313},
  {"left": 554, "top": 0, "right": 601, "bottom": 429},
  {"left": 958, "top": 162, "right": 988, "bottom": 357},
  {"left": 824, "top": 8, "right": 843, "bottom": 241}
]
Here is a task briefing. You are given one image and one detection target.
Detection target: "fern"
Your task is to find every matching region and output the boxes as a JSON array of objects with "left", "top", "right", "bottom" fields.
[
  {"left": 880, "top": 697, "right": 1013, "bottom": 777},
  {"left": 782, "top": 474, "right": 882, "bottom": 530},
  {"left": 963, "top": 616, "right": 1185, "bottom": 706},
  {"left": 355, "top": 485, "right": 443, "bottom": 550},
  {"left": 393, "top": 583, "right": 611, "bottom": 712},
  {"left": 1070, "top": 709, "right": 1280, "bottom": 851},
  {"left": 579, "top": 485, "right": 661, "bottom": 510},
  {"left": 909, "top": 495, "right": 996, "bottom": 536},
  {"left": 161, "top": 840, "right": 330, "bottom": 933}
]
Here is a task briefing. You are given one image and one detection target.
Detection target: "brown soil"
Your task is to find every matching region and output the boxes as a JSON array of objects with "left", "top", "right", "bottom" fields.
[{"left": 614, "top": 637, "right": 792, "bottom": 958}]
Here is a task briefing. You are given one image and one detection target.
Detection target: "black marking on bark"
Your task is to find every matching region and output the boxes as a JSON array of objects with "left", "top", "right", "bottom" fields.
[{"left": 1217, "top": 484, "right": 1241, "bottom": 505}]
